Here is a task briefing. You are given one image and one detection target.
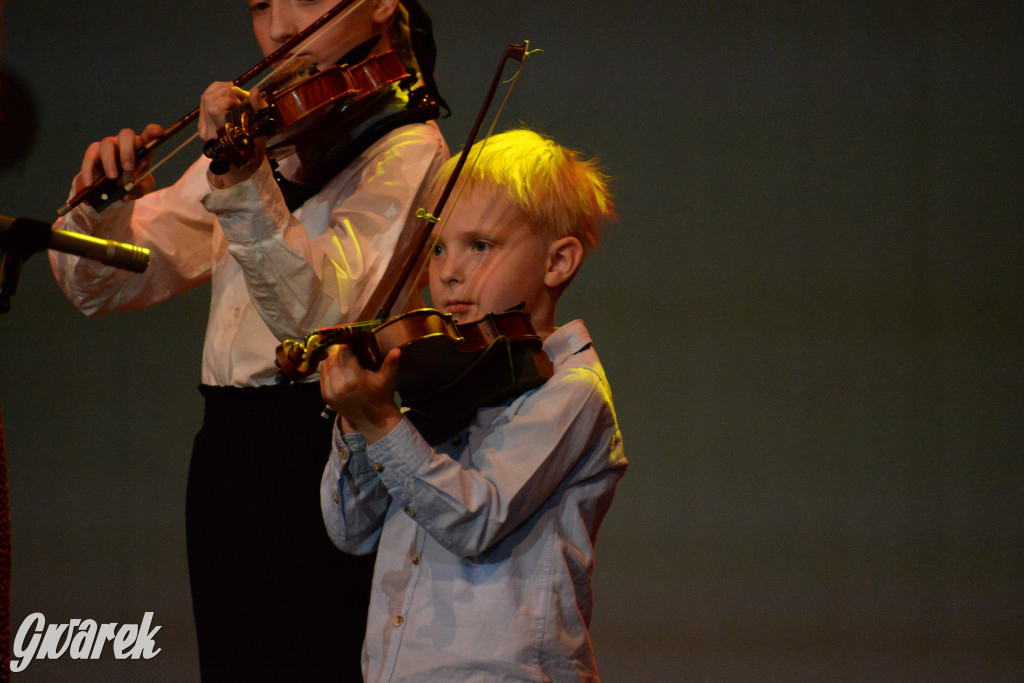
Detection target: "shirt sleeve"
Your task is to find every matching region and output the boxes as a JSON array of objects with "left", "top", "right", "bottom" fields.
[
  {"left": 320, "top": 425, "right": 392, "bottom": 555},
  {"left": 48, "top": 157, "right": 217, "bottom": 316},
  {"left": 363, "top": 366, "right": 624, "bottom": 557},
  {"left": 203, "top": 124, "right": 448, "bottom": 341}
]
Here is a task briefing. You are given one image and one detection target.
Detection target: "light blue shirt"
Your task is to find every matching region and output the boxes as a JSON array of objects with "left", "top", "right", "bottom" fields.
[{"left": 321, "top": 319, "right": 627, "bottom": 682}]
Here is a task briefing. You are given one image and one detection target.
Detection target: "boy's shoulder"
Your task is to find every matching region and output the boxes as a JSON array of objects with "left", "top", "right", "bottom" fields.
[
  {"left": 522, "top": 319, "right": 615, "bottom": 414},
  {"left": 546, "top": 320, "right": 608, "bottom": 382},
  {"left": 545, "top": 319, "right": 595, "bottom": 365}
]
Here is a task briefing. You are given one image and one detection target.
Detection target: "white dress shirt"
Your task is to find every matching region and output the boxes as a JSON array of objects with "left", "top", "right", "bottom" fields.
[{"left": 50, "top": 122, "right": 448, "bottom": 387}]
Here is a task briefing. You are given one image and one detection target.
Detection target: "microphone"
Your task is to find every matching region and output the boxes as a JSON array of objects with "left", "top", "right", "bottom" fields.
[{"left": 0, "top": 214, "right": 150, "bottom": 273}]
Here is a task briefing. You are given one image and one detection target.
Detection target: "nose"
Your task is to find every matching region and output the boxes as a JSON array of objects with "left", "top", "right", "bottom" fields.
[
  {"left": 433, "top": 251, "right": 464, "bottom": 288},
  {"left": 267, "top": 5, "right": 299, "bottom": 46}
]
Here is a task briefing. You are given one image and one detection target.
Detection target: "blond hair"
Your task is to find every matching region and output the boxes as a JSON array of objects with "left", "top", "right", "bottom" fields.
[{"left": 435, "top": 129, "right": 615, "bottom": 251}]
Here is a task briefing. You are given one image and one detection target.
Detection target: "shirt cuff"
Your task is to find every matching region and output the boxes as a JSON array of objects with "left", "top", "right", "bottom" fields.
[
  {"left": 364, "top": 417, "right": 433, "bottom": 488},
  {"left": 200, "top": 158, "right": 284, "bottom": 243},
  {"left": 61, "top": 196, "right": 135, "bottom": 241},
  {"left": 337, "top": 427, "right": 375, "bottom": 476}
]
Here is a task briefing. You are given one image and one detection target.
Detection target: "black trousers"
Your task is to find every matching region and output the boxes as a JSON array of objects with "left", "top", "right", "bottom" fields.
[{"left": 186, "top": 382, "right": 375, "bottom": 681}]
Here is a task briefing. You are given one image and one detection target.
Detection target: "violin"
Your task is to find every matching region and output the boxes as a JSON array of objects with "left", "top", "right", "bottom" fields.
[
  {"left": 203, "top": 50, "right": 411, "bottom": 175},
  {"left": 276, "top": 308, "right": 553, "bottom": 444},
  {"left": 57, "top": 0, "right": 367, "bottom": 217}
]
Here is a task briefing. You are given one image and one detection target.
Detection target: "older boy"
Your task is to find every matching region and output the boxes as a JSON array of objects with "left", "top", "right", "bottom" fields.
[
  {"left": 319, "top": 129, "right": 626, "bottom": 681},
  {"left": 50, "top": 1, "right": 448, "bottom": 678}
]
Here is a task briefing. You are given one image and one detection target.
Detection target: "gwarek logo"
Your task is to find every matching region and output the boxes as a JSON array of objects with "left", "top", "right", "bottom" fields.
[{"left": 10, "top": 612, "right": 162, "bottom": 672}]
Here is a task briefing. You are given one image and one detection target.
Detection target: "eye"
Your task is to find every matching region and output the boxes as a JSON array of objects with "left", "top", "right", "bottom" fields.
[
  {"left": 431, "top": 243, "right": 446, "bottom": 257},
  {"left": 471, "top": 240, "right": 492, "bottom": 253},
  {"left": 247, "top": 1, "right": 270, "bottom": 14}
]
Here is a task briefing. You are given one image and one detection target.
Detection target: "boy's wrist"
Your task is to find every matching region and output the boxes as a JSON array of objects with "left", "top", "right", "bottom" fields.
[
  {"left": 352, "top": 405, "right": 404, "bottom": 445},
  {"left": 207, "top": 156, "right": 261, "bottom": 189}
]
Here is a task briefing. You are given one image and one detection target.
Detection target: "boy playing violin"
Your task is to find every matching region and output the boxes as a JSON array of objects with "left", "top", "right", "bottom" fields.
[
  {"left": 50, "top": 1, "right": 448, "bottom": 678},
  {"left": 319, "top": 129, "right": 627, "bottom": 681}
]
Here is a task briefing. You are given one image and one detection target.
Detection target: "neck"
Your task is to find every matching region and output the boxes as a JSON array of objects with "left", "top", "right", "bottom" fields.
[
  {"left": 339, "top": 32, "right": 387, "bottom": 66},
  {"left": 531, "top": 310, "right": 557, "bottom": 341}
]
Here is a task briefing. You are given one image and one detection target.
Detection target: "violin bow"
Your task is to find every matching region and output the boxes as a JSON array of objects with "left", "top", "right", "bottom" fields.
[
  {"left": 365, "top": 41, "right": 533, "bottom": 322},
  {"left": 57, "top": 0, "right": 366, "bottom": 217},
  {"left": 273, "top": 42, "right": 536, "bottom": 382}
]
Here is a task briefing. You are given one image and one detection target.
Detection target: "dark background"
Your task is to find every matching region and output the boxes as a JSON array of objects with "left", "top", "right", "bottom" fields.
[{"left": 1, "top": 2, "right": 1021, "bottom": 680}]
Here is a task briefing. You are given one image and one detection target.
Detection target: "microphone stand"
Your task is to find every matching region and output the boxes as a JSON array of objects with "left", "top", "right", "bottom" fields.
[
  {"left": 0, "top": 236, "right": 26, "bottom": 316},
  {"left": 0, "top": 215, "right": 46, "bottom": 314},
  {"left": 0, "top": 217, "right": 148, "bottom": 680},
  {"left": 0, "top": 400, "right": 8, "bottom": 682},
  {"left": 0, "top": 221, "right": 30, "bottom": 680}
]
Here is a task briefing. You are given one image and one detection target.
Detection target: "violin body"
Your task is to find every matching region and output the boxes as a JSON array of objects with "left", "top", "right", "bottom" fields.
[{"left": 276, "top": 308, "right": 554, "bottom": 444}]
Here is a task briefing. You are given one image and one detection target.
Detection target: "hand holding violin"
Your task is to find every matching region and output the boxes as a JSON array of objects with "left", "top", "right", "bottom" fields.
[
  {"left": 320, "top": 344, "right": 404, "bottom": 444},
  {"left": 199, "top": 82, "right": 269, "bottom": 189}
]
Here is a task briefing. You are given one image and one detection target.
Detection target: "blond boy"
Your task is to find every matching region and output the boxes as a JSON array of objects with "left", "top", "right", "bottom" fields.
[{"left": 320, "top": 129, "right": 626, "bottom": 681}]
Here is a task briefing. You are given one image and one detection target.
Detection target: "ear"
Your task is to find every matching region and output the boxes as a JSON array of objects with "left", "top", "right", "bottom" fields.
[
  {"left": 544, "top": 236, "right": 584, "bottom": 290},
  {"left": 373, "top": 0, "right": 401, "bottom": 24}
]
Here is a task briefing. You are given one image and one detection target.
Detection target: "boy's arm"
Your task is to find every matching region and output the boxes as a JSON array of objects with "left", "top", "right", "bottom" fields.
[
  {"left": 320, "top": 334, "right": 625, "bottom": 557},
  {"left": 320, "top": 426, "right": 390, "bottom": 555},
  {"left": 365, "top": 366, "right": 624, "bottom": 557}
]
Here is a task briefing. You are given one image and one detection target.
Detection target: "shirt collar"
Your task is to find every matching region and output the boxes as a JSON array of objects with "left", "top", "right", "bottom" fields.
[{"left": 542, "top": 319, "right": 591, "bottom": 367}]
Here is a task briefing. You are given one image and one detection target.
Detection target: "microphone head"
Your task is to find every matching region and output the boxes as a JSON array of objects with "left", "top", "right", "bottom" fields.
[{"left": 109, "top": 243, "right": 151, "bottom": 273}]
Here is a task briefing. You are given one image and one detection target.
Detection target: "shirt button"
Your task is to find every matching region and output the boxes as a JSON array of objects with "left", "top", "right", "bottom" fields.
[
  {"left": 392, "top": 614, "right": 404, "bottom": 627},
  {"left": 404, "top": 506, "right": 416, "bottom": 518},
  {"left": 372, "top": 462, "right": 384, "bottom": 472},
  {"left": 332, "top": 491, "right": 339, "bottom": 503},
  {"left": 411, "top": 553, "right": 420, "bottom": 565}
]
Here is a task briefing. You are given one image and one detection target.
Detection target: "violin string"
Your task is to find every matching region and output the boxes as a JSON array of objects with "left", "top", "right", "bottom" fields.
[
  {"left": 402, "top": 47, "right": 532, "bottom": 314},
  {"left": 124, "top": 131, "right": 201, "bottom": 193}
]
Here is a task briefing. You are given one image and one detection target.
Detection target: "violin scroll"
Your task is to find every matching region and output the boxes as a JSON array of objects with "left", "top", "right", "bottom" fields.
[
  {"left": 202, "top": 105, "right": 275, "bottom": 175},
  {"left": 274, "top": 318, "right": 386, "bottom": 384}
]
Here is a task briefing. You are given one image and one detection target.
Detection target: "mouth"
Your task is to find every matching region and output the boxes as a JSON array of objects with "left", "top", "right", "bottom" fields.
[
  {"left": 273, "top": 54, "right": 317, "bottom": 77},
  {"left": 443, "top": 301, "right": 473, "bottom": 317}
]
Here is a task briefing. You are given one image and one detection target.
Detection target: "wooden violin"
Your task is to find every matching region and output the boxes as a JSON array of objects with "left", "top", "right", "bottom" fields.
[
  {"left": 57, "top": 0, "right": 365, "bottom": 216},
  {"left": 277, "top": 307, "right": 553, "bottom": 443},
  {"left": 203, "top": 50, "right": 411, "bottom": 174}
]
